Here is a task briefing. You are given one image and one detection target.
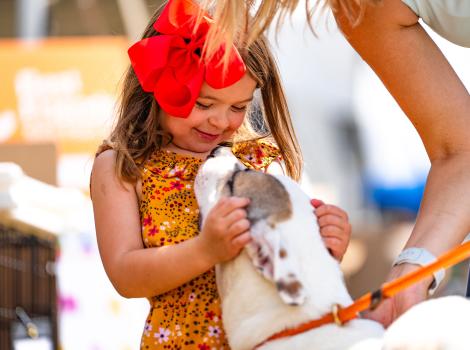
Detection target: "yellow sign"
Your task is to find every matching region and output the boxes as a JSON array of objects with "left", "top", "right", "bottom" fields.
[{"left": 0, "top": 37, "right": 130, "bottom": 153}]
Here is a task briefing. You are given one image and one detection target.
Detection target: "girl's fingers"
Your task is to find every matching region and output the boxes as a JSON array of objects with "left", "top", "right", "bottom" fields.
[
  {"left": 320, "top": 224, "right": 348, "bottom": 239},
  {"left": 322, "top": 237, "right": 345, "bottom": 260},
  {"left": 318, "top": 215, "right": 348, "bottom": 231},
  {"left": 310, "top": 198, "right": 324, "bottom": 208},
  {"left": 214, "top": 197, "right": 250, "bottom": 217},
  {"left": 315, "top": 204, "right": 348, "bottom": 220},
  {"left": 224, "top": 208, "right": 247, "bottom": 226},
  {"left": 228, "top": 218, "right": 250, "bottom": 236},
  {"left": 231, "top": 230, "right": 251, "bottom": 249},
  {"left": 323, "top": 236, "right": 342, "bottom": 249}
]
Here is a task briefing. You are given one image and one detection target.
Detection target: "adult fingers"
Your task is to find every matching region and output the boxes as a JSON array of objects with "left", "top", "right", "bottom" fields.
[{"left": 363, "top": 298, "right": 395, "bottom": 328}]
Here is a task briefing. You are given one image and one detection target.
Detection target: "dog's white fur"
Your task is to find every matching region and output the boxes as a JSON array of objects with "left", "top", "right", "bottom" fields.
[{"left": 194, "top": 147, "right": 470, "bottom": 350}]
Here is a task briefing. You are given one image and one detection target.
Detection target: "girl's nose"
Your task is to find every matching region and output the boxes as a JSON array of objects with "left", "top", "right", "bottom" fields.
[{"left": 208, "top": 109, "right": 230, "bottom": 130}]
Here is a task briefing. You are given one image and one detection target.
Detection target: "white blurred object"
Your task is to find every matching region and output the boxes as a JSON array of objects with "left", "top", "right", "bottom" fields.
[
  {"left": 0, "top": 110, "right": 18, "bottom": 141},
  {"left": 57, "top": 154, "right": 94, "bottom": 190},
  {"left": 383, "top": 296, "right": 470, "bottom": 349},
  {"left": 0, "top": 161, "right": 93, "bottom": 235}
]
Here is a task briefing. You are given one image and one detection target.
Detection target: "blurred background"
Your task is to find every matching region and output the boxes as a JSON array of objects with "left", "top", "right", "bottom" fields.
[{"left": 1, "top": 0, "right": 469, "bottom": 349}]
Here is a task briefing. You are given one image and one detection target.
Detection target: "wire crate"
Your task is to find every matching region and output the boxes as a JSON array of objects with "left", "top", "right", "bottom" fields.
[{"left": 0, "top": 222, "right": 58, "bottom": 349}]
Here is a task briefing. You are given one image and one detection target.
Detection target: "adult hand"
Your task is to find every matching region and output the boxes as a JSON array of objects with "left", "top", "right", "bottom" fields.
[
  {"left": 198, "top": 196, "right": 251, "bottom": 264},
  {"left": 363, "top": 263, "right": 433, "bottom": 327},
  {"left": 311, "top": 199, "right": 351, "bottom": 262}
]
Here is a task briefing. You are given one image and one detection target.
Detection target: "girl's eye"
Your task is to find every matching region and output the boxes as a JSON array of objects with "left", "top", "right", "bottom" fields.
[
  {"left": 231, "top": 106, "right": 247, "bottom": 113},
  {"left": 196, "top": 102, "right": 211, "bottom": 109}
]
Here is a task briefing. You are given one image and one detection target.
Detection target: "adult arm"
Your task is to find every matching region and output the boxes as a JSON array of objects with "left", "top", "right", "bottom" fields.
[
  {"left": 91, "top": 150, "right": 249, "bottom": 298},
  {"left": 334, "top": 0, "right": 470, "bottom": 325}
]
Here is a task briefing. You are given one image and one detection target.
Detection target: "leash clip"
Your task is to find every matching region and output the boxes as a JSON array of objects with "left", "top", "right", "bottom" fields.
[
  {"left": 370, "top": 289, "right": 384, "bottom": 311},
  {"left": 331, "top": 303, "right": 344, "bottom": 326}
]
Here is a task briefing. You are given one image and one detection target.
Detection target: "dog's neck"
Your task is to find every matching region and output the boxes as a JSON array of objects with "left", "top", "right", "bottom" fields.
[{"left": 216, "top": 176, "right": 354, "bottom": 350}]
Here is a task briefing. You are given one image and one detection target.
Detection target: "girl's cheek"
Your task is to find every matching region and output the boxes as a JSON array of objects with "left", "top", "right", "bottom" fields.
[{"left": 230, "top": 114, "right": 246, "bottom": 130}]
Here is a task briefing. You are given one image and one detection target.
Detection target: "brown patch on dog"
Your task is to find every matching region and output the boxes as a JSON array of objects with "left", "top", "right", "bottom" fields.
[
  {"left": 230, "top": 170, "right": 292, "bottom": 226},
  {"left": 279, "top": 248, "right": 287, "bottom": 259},
  {"left": 276, "top": 279, "right": 302, "bottom": 296}
]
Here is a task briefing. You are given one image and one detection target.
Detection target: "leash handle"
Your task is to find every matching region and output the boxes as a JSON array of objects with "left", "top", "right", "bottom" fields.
[{"left": 338, "top": 240, "right": 470, "bottom": 322}]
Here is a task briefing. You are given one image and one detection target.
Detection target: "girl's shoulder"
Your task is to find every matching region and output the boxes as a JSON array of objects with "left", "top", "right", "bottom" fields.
[
  {"left": 232, "top": 138, "right": 281, "bottom": 171},
  {"left": 90, "top": 148, "right": 136, "bottom": 201},
  {"left": 92, "top": 142, "right": 117, "bottom": 180},
  {"left": 90, "top": 141, "right": 136, "bottom": 199}
]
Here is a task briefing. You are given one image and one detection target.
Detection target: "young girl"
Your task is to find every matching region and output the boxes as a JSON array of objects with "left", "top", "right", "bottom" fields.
[{"left": 91, "top": 0, "right": 351, "bottom": 348}]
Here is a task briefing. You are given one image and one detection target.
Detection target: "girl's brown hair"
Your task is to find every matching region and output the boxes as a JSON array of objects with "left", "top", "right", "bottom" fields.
[
  {"left": 202, "top": 0, "right": 380, "bottom": 62},
  {"left": 104, "top": 1, "right": 302, "bottom": 183}
]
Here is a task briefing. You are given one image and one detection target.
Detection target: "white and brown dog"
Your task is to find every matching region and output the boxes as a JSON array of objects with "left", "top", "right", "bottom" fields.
[{"left": 194, "top": 146, "right": 470, "bottom": 350}]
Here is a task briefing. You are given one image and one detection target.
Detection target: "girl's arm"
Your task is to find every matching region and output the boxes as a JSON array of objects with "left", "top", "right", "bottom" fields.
[
  {"left": 335, "top": 0, "right": 470, "bottom": 324},
  {"left": 91, "top": 150, "right": 250, "bottom": 298}
]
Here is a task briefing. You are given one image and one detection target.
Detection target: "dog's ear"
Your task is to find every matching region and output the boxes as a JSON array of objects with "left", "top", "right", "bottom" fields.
[{"left": 246, "top": 220, "right": 307, "bottom": 306}]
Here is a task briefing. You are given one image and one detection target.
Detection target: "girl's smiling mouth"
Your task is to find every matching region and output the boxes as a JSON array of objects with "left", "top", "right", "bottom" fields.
[{"left": 195, "top": 128, "right": 220, "bottom": 141}]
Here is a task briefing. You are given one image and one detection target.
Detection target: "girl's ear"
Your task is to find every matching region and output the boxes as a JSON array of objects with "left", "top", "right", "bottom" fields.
[{"left": 246, "top": 220, "right": 306, "bottom": 306}]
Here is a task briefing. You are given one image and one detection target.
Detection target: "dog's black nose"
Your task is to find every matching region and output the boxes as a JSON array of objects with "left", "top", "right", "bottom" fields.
[
  {"left": 207, "top": 145, "right": 223, "bottom": 159},
  {"left": 206, "top": 142, "right": 233, "bottom": 160}
]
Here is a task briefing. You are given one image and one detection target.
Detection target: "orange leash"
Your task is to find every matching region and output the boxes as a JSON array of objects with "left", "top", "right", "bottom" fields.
[{"left": 256, "top": 240, "right": 470, "bottom": 348}]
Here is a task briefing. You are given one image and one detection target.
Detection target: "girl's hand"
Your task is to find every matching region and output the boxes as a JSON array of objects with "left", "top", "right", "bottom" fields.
[
  {"left": 198, "top": 197, "right": 251, "bottom": 265},
  {"left": 311, "top": 199, "right": 351, "bottom": 262}
]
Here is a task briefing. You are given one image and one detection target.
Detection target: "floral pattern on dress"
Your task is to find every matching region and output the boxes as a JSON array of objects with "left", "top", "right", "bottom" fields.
[{"left": 139, "top": 139, "right": 280, "bottom": 350}]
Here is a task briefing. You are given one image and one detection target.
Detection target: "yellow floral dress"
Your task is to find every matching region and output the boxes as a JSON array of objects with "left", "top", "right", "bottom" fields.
[{"left": 139, "top": 140, "right": 280, "bottom": 350}]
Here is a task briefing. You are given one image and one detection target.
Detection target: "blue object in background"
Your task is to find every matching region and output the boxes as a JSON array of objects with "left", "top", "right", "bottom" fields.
[{"left": 364, "top": 179, "right": 425, "bottom": 215}]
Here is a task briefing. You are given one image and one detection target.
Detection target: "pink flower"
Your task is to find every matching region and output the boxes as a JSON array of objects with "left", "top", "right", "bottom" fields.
[
  {"left": 144, "top": 324, "right": 152, "bottom": 337},
  {"left": 154, "top": 327, "right": 171, "bottom": 343},
  {"left": 208, "top": 325, "right": 221, "bottom": 338}
]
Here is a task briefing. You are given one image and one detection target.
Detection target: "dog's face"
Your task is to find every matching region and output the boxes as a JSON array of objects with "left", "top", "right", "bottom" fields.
[{"left": 195, "top": 146, "right": 307, "bottom": 305}]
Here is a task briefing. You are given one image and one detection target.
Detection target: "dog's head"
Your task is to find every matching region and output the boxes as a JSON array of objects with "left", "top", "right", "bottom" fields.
[{"left": 195, "top": 146, "right": 307, "bottom": 305}]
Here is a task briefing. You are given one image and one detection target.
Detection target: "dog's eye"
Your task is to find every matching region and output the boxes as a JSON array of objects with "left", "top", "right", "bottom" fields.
[{"left": 226, "top": 179, "right": 234, "bottom": 194}]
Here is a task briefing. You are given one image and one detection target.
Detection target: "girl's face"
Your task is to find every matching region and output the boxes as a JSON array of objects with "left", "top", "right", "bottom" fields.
[{"left": 160, "top": 73, "right": 257, "bottom": 157}]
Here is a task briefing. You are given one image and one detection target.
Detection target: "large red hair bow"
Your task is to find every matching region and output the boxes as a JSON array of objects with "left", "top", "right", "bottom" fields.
[{"left": 128, "top": 0, "right": 246, "bottom": 118}]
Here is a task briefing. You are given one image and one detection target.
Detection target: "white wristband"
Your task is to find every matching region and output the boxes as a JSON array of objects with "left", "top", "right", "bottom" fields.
[{"left": 392, "top": 247, "right": 445, "bottom": 296}]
